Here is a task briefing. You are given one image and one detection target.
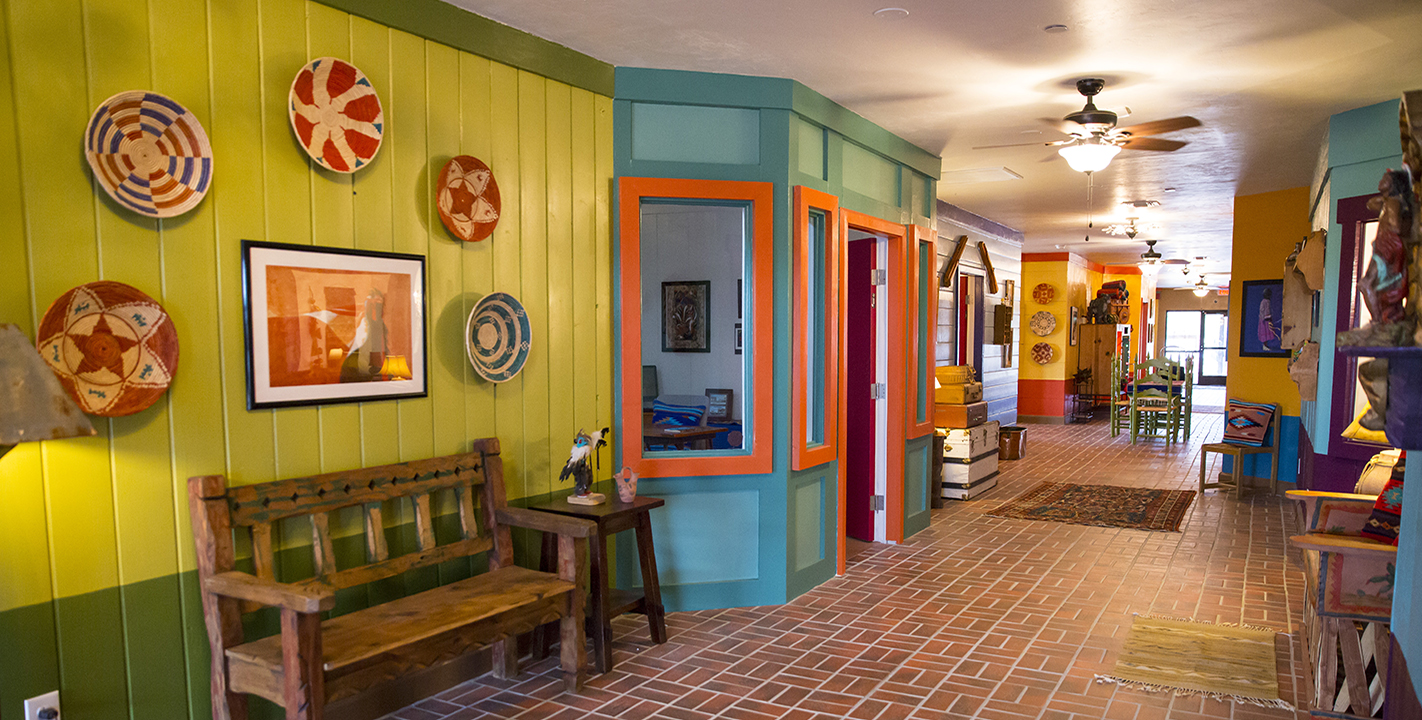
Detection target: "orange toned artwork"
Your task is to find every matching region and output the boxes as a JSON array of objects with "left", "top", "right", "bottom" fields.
[
  {"left": 243, "top": 241, "right": 426, "bottom": 409},
  {"left": 264, "top": 266, "right": 412, "bottom": 387}
]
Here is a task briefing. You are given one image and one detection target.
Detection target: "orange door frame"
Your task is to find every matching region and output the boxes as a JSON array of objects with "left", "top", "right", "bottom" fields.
[{"left": 836, "top": 209, "right": 909, "bottom": 573}]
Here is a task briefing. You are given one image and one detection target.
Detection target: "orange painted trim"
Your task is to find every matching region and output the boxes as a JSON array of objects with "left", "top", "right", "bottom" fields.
[
  {"left": 840, "top": 208, "right": 907, "bottom": 544},
  {"left": 616, "top": 177, "right": 775, "bottom": 478},
  {"left": 1021, "top": 252, "right": 1071, "bottom": 262},
  {"left": 1017, "top": 378, "right": 1072, "bottom": 417},
  {"left": 906, "top": 225, "right": 936, "bottom": 439},
  {"left": 792, "top": 187, "right": 840, "bottom": 472},
  {"left": 1102, "top": 265, "right": 1142, "bottom": 275}
]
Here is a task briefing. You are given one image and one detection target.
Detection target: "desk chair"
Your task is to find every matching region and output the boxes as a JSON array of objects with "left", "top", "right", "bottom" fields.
[{"left": 1199, "top": 399, "right": 1279, "bottom": 495}]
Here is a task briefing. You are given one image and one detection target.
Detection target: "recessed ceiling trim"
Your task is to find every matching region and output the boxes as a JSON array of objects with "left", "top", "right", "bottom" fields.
[{"left": 940, "top": 166, "right": 1023, "bottom": 185}]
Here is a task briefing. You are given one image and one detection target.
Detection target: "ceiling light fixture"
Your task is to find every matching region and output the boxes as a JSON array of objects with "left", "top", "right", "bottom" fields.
[
  {"left": 873, "top": 7, "right": 909, "bottom": 20},
  {"left": 1138, "top": 239, "right": 1164, "bottom": 275},
  {"left": 1104, "top": 216, "right": 1162, "bottom": 239},
  {"left": 1058, "top": 137, "right": 1121, "bottom": 174},
  {"left": 1192, "top": 277, "right": 1211, "bottom": 297},
  {"left": 1043, "top": 24, "right": 1069, "bottom": 33}
]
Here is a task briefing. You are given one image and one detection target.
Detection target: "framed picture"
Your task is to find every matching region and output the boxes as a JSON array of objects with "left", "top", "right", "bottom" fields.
[
  {"left": 662, "top": 280, "right": 710, "bottom": 352},
  {"left": 737, "top": 278, "right": 743, "bottom": 319},
  {"left": 1239, "top": 279, "right": 1288, "bottom": 357},
  {"left": 1069, "top": 306, "right": 1080, "bottom": 346},
  {"left": 242, "top": 240, "right": 428, "bottom": 409},
  {"left": 734, "top": 322, "right": 743, "bottom": 355},
  {"left": 705, "top": 388, "right": 734, "bottom": 422}
]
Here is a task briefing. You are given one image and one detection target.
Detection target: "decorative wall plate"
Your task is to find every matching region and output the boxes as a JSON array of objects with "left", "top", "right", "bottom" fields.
[
  {"left": 1033, "top": 283, "right": 1056, "bottom": 304},
  {"left": 437, "top": 156, "right": 501, "bottom": 242},
  {"left": 1029, "top": 311, "right": 1056, "bottom": 337},
  {"left": 289, "top": 57, "right": 384, "bottom": 173},
  {"left": 467, "top": 292, "right": 530, "bottom": 383},
  {"left": 37, "top": 281, "right": 179, "bottom": 416},
  {"left": 1031, "top": 342, "right": 1054, "bottom": 365},
  {"left": 84, "top": 91, "right": 212, "bottom": 218}
]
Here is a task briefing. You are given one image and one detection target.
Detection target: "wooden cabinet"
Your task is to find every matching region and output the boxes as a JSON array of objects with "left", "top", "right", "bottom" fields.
[{"left": 1077, "top": 323, "right": 1131, "bottom": 399}]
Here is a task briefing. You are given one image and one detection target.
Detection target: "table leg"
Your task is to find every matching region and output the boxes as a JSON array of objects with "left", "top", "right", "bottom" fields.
[
  {"left": 588, "top": 526, "right": 614, "bottom": 674},
  {"left": 531, "top": 530, "right": 558, "bottom": 661},
  {"left": 634, "top": 512, "right": 668, "bottom": 644}
]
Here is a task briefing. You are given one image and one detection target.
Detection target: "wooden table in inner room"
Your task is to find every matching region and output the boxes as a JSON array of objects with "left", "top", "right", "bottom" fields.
[
  {"left": 530, "top": 495, "right": 668, "bottom": 674},
  {"left": 642, "top": 423, "right": 728, "bottom": 450}
]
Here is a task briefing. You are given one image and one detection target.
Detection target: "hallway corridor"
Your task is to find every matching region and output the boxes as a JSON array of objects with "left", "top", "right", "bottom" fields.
[{"left": 388, "top": 414, "right": 1310, "bottom": 720}]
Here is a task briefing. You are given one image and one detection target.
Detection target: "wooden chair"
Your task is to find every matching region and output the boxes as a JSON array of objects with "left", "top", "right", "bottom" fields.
[
  {"left": 1109, "top": 352, "right": 1132, "bottom": 437},
  {"left": 189, "top": 439, "right": 595, "bottom": 720},
  {"left": 1129, "top": 366, "right": 1181, "bottom": 444},
  {"left": 1179, "top": 356, "right": 1195, "bottom": 440},
  {"left": 1287, "top": 490, "right": 1394, "bottom": 718},
  {"left": 1199, "top": 403, "right": 1279, "bottom": 495}
]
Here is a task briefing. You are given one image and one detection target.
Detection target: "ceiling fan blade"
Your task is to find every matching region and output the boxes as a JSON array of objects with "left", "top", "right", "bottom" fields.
[
  {"left": 972, "top": 140, "right": 1064, "bottom": 150},
  {"left": 1115, "top": 116, "right": 1201, "bottom": 137},
  {"left": 1120, "top": 137, "right": 1187, "bottom": 152},
  {"left": 1160, "top": 259, "right": 1190, "bottom": 265}
]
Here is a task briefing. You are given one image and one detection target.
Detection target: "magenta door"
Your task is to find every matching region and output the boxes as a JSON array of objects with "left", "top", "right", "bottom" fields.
[{"left": 845, "top": 239, "right": 877, "bottom": 541}]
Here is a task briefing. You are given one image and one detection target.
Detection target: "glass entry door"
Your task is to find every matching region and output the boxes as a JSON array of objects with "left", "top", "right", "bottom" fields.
[{"left": 1164, "top": 310, "right": 1227, "bottom": 385}]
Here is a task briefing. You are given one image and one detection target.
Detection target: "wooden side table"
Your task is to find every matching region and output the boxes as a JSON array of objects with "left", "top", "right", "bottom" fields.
[{"left": 529, "top": 495, "right": 668, "bottom": 674}]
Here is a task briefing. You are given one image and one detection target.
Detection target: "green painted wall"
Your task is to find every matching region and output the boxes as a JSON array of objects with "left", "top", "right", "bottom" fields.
[{"left": 0, "top": 1, "right": 613, "bottom": 718}]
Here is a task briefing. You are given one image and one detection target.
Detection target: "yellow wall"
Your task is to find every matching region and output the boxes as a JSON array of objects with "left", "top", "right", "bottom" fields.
[
  {"left": 1226, "top": 187, "right": 1310, "bottom": 415},
  {"left": 1019, "top": 258, "right": 1072, "bottom": 380},
  {"left": 1102, "top": 269, "right": 1149, "bottom": 362},
  {"left": 0, "top": 0, "right": 613, "bottom": 614}
]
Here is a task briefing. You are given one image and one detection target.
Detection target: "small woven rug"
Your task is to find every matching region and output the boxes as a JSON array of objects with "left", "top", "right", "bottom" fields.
[
  {"left": 987, "top": 481, "right": 1196, "bottom": 532},
  {"left": 1096, "top": 615, "right": 1294, "bottom": 710}
]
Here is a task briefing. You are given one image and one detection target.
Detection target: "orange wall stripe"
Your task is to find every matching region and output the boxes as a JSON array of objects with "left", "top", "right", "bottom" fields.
[
  {"left": 792, "top": 187, "right": 841, "bottom": 471},
  {"left": 1017, "top": 378, "right": 1072, "bottom": 417},
  {"left": 617, "top": 177, "right": 775, "bottom": 478}
]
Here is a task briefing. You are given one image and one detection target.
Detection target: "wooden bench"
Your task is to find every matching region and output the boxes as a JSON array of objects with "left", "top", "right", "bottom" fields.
[{"left": 188, "top": 438, "right": 596, "bottom": 720}]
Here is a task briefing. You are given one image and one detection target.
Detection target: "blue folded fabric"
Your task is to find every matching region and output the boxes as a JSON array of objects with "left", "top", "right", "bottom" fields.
[{"left": 652, "top": 399, "right": 703, "bottom": 427}]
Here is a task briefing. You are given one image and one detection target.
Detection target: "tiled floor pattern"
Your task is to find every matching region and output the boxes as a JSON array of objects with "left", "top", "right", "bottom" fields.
[{"left": 386, "top": 413, "right": 1310, "bottom": 720}]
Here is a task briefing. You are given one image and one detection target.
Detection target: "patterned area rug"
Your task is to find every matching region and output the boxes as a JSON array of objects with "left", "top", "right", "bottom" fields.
[
  {"left": 1096, "top": 615, "right": 1293, "bottom": 710},
  {"left": 988, "top": 481, "right": 1196, "bottom": 532}
]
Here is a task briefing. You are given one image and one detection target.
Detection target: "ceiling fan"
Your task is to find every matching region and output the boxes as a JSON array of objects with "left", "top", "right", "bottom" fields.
[
  {"left": 974, "top": 78, "right": 1202, "bottom": 172},
  {"left": 1138, "top": 239, "right": 1189, "bottom": 274}
]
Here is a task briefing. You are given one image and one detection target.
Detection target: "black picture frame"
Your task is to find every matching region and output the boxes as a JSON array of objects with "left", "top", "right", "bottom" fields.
[
  {"left": 241, "top": 240, "right": 428, "bottom": 409},
  {"left": 662, "top": 280, "right": 710, "bottom": 352},
  {"left": 1239, "top": 279, "right": 1289, "bottom": 357},
  {"left": 734, "top": 322, "right": 743, "bottom": 355},
  {"left": 1069, "top": 306, "right": 1080, "bottom": 346},
  {"left": 705, "top": 388, "right": 734, "bottom": 422}
]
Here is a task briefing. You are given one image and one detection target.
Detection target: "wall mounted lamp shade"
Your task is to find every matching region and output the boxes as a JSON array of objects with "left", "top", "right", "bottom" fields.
[
  {"left": 0, "top": 324, "right": 96, "bottom": 460},
  {"left": 1058, "top": 140, "right": 1121, "bottom": 173}
]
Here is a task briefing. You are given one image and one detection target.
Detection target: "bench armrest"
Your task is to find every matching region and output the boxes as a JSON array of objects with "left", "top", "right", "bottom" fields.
[
  {"left": 204, "top": 571, "right": 337, "bottom": 613},
  {"left": 1288, "top": 533, "right": 1398, "bottom": 559},
  {"left": 496, "top": 507, "right": 597, "bottom": 538}
]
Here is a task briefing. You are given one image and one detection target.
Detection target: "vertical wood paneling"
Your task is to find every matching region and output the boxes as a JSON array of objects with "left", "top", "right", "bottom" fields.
[
  {"left": 0, "top": 1, "right": 614, "bottom": 717},
  {"left": 459, "top": 54, "right": 496, "bottom": 440},
  {"left": 545, "top": 82, "right": 574, "bottom": 498},
  {"left": 489, "top": 63, "right": 525, "bottom": 498}
]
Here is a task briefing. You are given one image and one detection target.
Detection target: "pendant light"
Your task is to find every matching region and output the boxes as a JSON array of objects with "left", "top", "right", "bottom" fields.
[{"left": 1058, "top": 137, "right": 1121, "bottom": 173}]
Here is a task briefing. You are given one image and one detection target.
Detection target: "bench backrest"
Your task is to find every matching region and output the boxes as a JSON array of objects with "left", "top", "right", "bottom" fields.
[{"left": 189, "top": 437, "right": 514, "bottom": 603}]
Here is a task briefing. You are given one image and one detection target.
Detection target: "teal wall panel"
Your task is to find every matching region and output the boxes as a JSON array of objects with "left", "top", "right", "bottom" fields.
[
  {"left": 903, "top": 437, "right": 931, "bottom": 538},
  {"left": 647, "top": 488, "right": 760, "bottom": 584},
  {"left": 793, "top": 474, "right": 826, "bottom": 571},
  {"left": 841, "top": 141, "right": 900, "bottom": 207},
  {"left": 794, "top": 116, "right": 825, "bottom": 180},
  {"left": 631, "top": 103, "right": 760, "bottom": 165}
]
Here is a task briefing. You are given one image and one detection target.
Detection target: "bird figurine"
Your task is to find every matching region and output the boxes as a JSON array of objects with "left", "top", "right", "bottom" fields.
[{"left": 560, "top": 427, "right": 609, "bottom": 505}]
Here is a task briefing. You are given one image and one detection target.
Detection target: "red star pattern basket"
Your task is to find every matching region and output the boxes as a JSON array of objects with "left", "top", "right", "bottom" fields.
[
  {"left": 1032, "top": 283, "right": 1056, "bottom": 304},
  {"left": 289, "top": 57, "right": 384, "bottom": 173},
  {"left": 437, "top": 156, "right": 502, "bottom": 242},
  {"left": 37, "top": 281, "right": 179, "bottom": 417},
  {"left": 84, "top": 91, "right": 212, "bottom": 218}
]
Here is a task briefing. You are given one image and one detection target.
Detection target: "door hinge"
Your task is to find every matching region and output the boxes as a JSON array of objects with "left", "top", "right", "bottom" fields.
[
  {"left": 870, "top": 382, "right": 887, "bottom": 400},
  {"left": 871, "top": 269, "right": 887, "bottom": 286},
  {"left": 871, "top": 495, "right": 886, "bottom": 512}
]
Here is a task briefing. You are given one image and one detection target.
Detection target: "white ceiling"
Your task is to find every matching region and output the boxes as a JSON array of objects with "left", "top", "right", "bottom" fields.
[{"left": 444, "top": 0, "right": 1422, "bottom": 287}]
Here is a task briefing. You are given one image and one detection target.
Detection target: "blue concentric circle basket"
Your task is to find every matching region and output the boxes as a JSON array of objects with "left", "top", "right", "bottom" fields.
[{"left": 466, "top": 292, "right": 530, "bottom": 383}]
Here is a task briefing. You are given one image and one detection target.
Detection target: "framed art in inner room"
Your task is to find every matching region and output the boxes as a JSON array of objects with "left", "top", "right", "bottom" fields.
[
  {"left": 1239, "top": 279, "right": 1288, "bottom": 358},
  {"left": 242, "top": 240, "right": 427, "bottom": 409},
  {"left": 706, "top": 388, "right": 734, "bottom": 422},
  {"left": 662, "top": 280, "right": 710, "bottom": 352}
]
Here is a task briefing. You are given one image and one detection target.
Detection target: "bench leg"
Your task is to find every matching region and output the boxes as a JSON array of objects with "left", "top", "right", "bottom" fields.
[
  {"left": 279, "top": 608, "right": 324, "bottom": 720},
  {"left": 491, "top": 637, "right": 519, "bottom": 681},
  {"left": 559, "top": 534, "right": 588, "bottom": 692},
  {"left": 531, "top": 530, "right": 559, "bottom": 663}
]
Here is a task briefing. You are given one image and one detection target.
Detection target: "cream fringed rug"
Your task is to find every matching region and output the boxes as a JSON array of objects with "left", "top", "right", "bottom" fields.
[{"left": 1095, "top": 615, "right": 1295, "bottom": 710}]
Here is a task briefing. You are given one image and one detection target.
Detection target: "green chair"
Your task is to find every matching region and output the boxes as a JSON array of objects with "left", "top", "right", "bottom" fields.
[
  {"left": 1129, "top": 367, "right": 1181, "bottom": 444},
  {"left": 1109, "top": 352, "right": 1132, "bottom": 437}
]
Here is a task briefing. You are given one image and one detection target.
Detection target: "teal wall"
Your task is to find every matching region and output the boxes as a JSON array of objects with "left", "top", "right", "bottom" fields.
[{"left": 612, "top": 68, "right": 939, "bottom": 610}]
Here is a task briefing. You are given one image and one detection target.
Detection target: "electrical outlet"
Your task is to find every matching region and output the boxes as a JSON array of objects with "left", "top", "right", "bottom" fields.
[{"left": 23, "top": 691, "right": 60, "bottom": 720}]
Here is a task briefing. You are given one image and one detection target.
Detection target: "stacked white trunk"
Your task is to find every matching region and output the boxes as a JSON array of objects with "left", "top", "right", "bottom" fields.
[{"left": 941, "top": 420, "right": 999, "bottom": 500}]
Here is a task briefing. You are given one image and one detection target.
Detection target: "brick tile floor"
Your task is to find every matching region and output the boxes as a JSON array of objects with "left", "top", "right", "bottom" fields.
[{"left": 385, "top": 413, "right": 1310, "bottom": 719}]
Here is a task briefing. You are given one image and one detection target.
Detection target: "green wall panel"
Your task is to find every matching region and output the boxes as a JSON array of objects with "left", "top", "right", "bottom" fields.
[
  {"left": 0, "top": 1, "right": 613, "bottom": 719},
  {"left": 630, "top": 103, "right": 761, "bottom": 165}
]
